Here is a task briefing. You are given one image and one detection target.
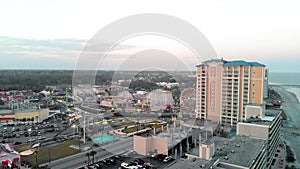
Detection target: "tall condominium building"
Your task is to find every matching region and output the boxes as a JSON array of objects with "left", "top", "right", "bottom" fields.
[{"left": 196, "top": 59, "right": 267, "bottom": 126}]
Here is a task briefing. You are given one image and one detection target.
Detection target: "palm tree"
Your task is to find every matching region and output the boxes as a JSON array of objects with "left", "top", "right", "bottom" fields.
[
  {"left": 85, "top": 152, "right": 90, "bottom": 165},
  {"left": 90, "top": 150, "right": 97, "bottom": 164}
]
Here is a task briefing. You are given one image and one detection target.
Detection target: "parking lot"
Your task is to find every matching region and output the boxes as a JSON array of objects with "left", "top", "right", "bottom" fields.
[
  {"left": 0, "top": 121, "right": 73, "bottom": 147},
  {"left": 79, "top": 152, "right": 175, "bottom": 169}
]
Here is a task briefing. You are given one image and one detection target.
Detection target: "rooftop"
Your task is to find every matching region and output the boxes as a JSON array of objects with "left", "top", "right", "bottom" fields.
[
  {"left": 196, "top": 59, "right": 265, "bottom": 67},
  {"left": 215, "top": 136, "right": 266, "bottom": 168},
  {"left": 245, "top": 110, "right": 281, "bottom": 126},
  {"left": 170, "top": 136, "right": 266, "bottom": 169},
  {"left": 222, "top": 60, "right": 265, "bottom": 67}
]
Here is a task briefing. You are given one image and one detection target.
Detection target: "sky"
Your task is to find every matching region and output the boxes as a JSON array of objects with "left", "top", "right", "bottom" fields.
[{"left": 0, "top": 0, "right": 300, "bottom": 72}]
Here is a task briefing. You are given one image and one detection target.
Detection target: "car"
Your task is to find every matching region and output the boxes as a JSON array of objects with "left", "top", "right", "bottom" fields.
[
  {"left": 107, "top": 156, "right": 119, "bottom": 163},
  {"left": 163, "top": 156, "right": 173, "bottom": 163},
  {"left": 14, "top": 141, "right": 22, "bottom": 145},
  {"left": 120, "top": 162, "right": 138, "bottom": 169},
  {"left": 98, "top": 160, "right": 107, "bottom": 166},
  {"left": 134, "top": 158, "right": 145, "bottom": 165},
  {"left": 121, "top": 162, "right": 129, "bottom": 168},
  {"left": 112, "top": 155, "right": 123, "bottom": 161},
  {"left": 143, "top": 163, "right": 152, "bottom": 169},
  {"left": 27, "top": 138, "right": 36, "bottom": 143},
  {"left": 93, "top": 164, "right": 102, "bottom": 169},
  {"left": 151, "top": 153, "right": 158, "bottom": 158},
  {"left": 101, "top": 159, "right": 112, "bottom": 165},
  {"left": 157, "top": 154, "right": 167, "bottom": 161},
  {"left": 105, "top": 157, "right": 115, "bottom": 164},
  {"left": 87, "top": 165, "right": 97, "bottom": 169},
  {"left": 38, "top": 136, "right": 46, "bottom": 140}
]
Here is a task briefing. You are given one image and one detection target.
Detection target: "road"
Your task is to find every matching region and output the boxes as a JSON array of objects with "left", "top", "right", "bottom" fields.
[{"left": 47, "top": 137, "right": 133, "bottom": 169}]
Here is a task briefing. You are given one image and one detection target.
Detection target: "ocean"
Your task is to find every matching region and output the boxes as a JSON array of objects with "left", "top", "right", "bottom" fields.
[
  {"left": 269, "top": 72, "right": 300, "bottom": 102},
  {"left": 269, "top": 72, "right": 300, "bottom": 85}
]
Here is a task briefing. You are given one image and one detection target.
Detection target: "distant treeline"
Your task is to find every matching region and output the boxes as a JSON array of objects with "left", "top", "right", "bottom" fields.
[
  {"left": 0, "top": 70, "right": 111, "bottom": 92},
  {"left": 0, "top": 70, "right": 195, "bottom": 92}
]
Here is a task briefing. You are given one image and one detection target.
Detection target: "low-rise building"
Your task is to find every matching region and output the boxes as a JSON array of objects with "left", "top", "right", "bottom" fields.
[
  {"left": 180, "top": 136, "right": 267, "bottom": 169},
  {"left": 0, "top": 108, "right": 49, "bottom": 122}
]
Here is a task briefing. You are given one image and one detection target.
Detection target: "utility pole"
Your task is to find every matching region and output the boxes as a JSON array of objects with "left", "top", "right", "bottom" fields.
[
  {"left": 83, "top": 113, "right": 86, "bottom": 144},
  {"left": 65, "top": 87, "right": 69, "bottom": 113}
]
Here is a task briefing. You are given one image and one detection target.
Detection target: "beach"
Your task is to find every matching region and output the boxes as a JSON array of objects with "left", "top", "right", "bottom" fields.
[{"left": 272, "top": 86, "right": 300, "bottom": 168}]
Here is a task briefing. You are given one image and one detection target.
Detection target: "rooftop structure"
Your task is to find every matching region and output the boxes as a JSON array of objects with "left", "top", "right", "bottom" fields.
[{"left": 133, "top": 120, "right": 194, "bottom": 157}]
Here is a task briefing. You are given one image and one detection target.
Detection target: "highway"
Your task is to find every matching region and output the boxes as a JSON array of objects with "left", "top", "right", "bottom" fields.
[{"left": 47, "top": 137, "right": 133, "bottom": 169}]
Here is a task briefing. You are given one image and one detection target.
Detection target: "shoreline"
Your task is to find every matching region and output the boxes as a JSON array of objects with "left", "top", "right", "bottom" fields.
[
  {"left": 284, "top": 87, "right": 300, "bottom": 104},
  {"left": 272, "top": 86, "right": 300, "bottom": 168}
]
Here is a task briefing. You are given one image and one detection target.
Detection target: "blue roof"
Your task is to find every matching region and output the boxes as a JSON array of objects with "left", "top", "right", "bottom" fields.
[
  {"left": 196, "top": 59, "right": 265, "bottom": 67},
  {"left": 222, "top": 60, "right": 265, "bottom": 67},
  {"left": 195, "top": 63, "right": 207, "bottom": 67}
]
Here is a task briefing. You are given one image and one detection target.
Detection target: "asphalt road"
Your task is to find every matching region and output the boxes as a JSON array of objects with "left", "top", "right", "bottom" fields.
[{"left": 47, "top": 137, "right": 134, "bottom": 169}]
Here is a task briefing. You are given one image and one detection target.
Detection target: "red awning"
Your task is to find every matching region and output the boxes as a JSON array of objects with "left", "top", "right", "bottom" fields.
[{"left": 0, "top": 117, "right": 15, "bottom": 121}]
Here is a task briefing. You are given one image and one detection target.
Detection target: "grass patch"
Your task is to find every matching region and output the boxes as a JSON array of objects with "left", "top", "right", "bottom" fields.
[
  {"left": 122, "top": 126, "right": 144, "bottom": 134},
  {"left": 15, "top": 140, "right": 80, "bottom": 166},
  {"left": 148, "top": 121, "right": 161, "bottom": 128}
]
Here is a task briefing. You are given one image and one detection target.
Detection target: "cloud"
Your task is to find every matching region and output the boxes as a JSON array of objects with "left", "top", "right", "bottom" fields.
[{"left": 0, "top": 36, "right": 133, "bottom": 69}]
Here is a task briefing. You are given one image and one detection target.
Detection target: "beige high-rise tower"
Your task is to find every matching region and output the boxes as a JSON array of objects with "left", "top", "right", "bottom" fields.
[{"left": 196, "top": 59, "right": 267, "bottom": 126}]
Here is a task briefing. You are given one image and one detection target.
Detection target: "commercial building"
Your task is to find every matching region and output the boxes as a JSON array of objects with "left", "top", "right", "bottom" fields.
[
  {"left": 196, "top": 58, "right": 267, "bottom": 126},
  {"left": 180, "top": 136, "right": 267, "bottom": 169},
  {"left": 0, "top": 108, "right": 49, "bottom": 122},
  {"left": 133, "top": 121, "right": 193, "bottom": 158},
  {"left": 237, "top": 108, "right": 282, "bottom": 168}
]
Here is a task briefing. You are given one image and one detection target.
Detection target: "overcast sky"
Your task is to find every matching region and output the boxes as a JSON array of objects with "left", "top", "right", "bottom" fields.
[{"left": 0, "top": 0, "right": 299, "bottom": 72}]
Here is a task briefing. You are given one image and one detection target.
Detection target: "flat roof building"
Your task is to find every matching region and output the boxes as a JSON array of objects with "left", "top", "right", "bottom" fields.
[
  {"left": 237, "top": 109, "right": 282, "bottom": 168},
  {"left": 177, "top": 136, "right": 267, "bottom": 169}
]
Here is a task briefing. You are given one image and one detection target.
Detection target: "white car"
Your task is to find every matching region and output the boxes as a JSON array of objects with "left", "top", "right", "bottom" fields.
[
  {"left": 121, "top": 162, "right": 130, "bottom": 168},
  {"left": 163, "top": 156, "right": 173, "bottom": 162},
  {"left": 120, "top": 162, "right": 138, "bottom": 169}
]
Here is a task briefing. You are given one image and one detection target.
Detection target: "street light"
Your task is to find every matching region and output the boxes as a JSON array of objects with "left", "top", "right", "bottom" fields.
[{"left": 72, "top": 124, "right": 76, "bottom": 135}]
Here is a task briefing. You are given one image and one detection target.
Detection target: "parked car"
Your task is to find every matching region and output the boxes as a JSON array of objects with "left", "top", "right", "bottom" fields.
[
  {"left": 134, "top": 158, "right": 145, "bottom": 165},
  {"left": 163, "top": 156, "right": 174, "bottom": 163},
  {"left": 157, "top": 154, "right": 167, "bottom": 161},
  {"left": 27, "top": 138, "right": 36, "bottom": 143},
  {"left": 14, "top": 141, "right": 22, "bottom": 145}
]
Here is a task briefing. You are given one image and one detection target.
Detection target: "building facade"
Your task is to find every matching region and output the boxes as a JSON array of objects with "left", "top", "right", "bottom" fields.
[
  {"left": 196, "top": 59, "right": 266, "bottom": 126},
  {"left": 237, "top": 110, "right": 282, "bottom": 169}
]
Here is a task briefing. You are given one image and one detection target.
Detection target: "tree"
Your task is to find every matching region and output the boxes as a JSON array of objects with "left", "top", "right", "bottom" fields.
[{"left": 90, "top": 150, "right": 97, "bottom": 164}]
